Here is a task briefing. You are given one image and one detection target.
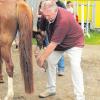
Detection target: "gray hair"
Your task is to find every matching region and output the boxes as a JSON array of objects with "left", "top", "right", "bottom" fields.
[{"left": 40, "top": 0, "right": 57, "bottom": 13}]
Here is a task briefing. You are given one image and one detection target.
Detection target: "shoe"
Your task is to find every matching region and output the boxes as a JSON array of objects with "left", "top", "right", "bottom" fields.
[
  {"left": 39, "top": 90, "right": 56, "bottom": 98},
  {"left": 58, "top": 71, "right": 64, "bottom": 76}
]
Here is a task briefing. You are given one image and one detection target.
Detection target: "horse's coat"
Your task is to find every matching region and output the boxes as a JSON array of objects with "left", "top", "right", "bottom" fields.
[{"left": 0, "top": 0, "right": 33, "bottom": 99}]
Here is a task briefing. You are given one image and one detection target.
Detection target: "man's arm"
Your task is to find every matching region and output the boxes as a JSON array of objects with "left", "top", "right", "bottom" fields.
[{"left": 37, "top": 41, "right": 58, "bottom": 68}]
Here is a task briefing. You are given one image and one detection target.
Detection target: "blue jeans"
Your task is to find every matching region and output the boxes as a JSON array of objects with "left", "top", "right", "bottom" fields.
[{"left": 58, "top": 56, "right": 65, "bottom": 72}]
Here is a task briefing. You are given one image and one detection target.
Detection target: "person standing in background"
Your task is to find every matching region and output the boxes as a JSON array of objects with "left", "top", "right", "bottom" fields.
[
  {"left": 66, "top": 1, "right": 79, "bottom": 22},
  {"left": 55, "top": 0, "right": 66, "bottom": 76},
  {"left": 66, "top": 1, "right": 74, "bottom": 13}
]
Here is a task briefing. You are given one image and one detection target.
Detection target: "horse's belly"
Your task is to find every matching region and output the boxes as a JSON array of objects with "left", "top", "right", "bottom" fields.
[
  {"left": 0, "top": 32, "right": 14, "bottom": 46},
  {"left": 0, "top": 3, "right": 17, "bottom": 47}
]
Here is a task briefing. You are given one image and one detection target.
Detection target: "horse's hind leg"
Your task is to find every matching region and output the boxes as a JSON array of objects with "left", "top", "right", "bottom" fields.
[
  {"left": 0, "top": 48, "right": 4, "bottom": 83},
  {"left": 1, "top": 46, "right": 14, "bottom": 100}
]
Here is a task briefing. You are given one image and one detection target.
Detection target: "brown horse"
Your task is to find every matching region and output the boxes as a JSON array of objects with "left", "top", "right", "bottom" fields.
[{"left": 0, "top": 0, "right": 33, "bottom": 99}]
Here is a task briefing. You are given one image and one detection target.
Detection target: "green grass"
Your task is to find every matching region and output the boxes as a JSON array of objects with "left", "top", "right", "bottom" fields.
[
  {"left": 32, "top": 38, "right": 37, "bottom": 45},
  {"left": 85, "top": 31, "right": 100, "bottom": 45}
]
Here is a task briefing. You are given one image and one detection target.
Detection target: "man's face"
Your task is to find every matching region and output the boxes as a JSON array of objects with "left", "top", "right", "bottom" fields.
[
  {"left": 40, "top": 1, "right": 57, "bottom": 22},
  {"left": 42, "top": 9, "right": 55, "bottom": 21}
]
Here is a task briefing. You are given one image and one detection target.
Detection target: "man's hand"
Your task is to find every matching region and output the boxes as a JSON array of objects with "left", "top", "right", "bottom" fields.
[
  {"left": 36, "top": 42, "right": 58, "bottom": 69},
  {"left": 34, "top": 46, "right": 45, "bottom": 68},
  {"left": 37, "top": 55, "right": 45, "bottom": 69}
]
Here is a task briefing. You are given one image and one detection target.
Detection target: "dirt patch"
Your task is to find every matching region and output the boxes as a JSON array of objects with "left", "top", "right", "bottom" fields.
[{"left": 0, "top": 45, "right": 100, "bottom": 100}]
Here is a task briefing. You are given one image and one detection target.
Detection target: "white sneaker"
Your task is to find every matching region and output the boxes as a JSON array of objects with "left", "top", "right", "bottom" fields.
[
  {"left": 39, "top": 89, "right": 56, "bottom": 98},
  {"left": 58, "top": 71, "right": 64, "bottom": 76}
]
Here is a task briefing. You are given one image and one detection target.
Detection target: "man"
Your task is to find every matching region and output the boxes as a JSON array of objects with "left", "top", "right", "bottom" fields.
[
  {"left": 37, "top": 0, "right": 66, "bottom": 76},
  {"left": 37, "top": 1, "right": 85, "bottom": 100},
  {"left": 54, "top": 0, "right": 66, "bottom": 76}
]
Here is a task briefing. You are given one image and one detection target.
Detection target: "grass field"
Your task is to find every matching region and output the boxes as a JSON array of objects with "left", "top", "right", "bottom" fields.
[{"left": 85, "top": 31, "right": 100, "bottom": 45}]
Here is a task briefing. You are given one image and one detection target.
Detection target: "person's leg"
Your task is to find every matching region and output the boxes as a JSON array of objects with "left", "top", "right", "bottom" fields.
[
  {"left": 39, "top": 51, "right": 64, "bottom": 98},
  {"left": 43, "top": 34, "right": 49, "bottom": 47},
  {"left": 67, "top": 47, "right": 85, "bottom": 100},
  {"left": 58, "top": 56, "right": 65, "bottom": 76}
]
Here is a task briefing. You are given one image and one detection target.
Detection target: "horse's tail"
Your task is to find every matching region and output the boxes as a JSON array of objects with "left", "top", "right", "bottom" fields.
[{"left": 17, "top": 1, "right": 33, "bottom": 93}]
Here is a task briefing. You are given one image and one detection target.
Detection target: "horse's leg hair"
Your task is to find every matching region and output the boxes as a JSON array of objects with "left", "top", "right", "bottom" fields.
[{"left": 4, "top": 76, "right": 14, "bottom": 100}]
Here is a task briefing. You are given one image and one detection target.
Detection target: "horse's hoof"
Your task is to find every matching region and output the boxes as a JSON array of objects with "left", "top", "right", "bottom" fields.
[{"left": 0, "top": 79, "right": 4, "bottom": 83}]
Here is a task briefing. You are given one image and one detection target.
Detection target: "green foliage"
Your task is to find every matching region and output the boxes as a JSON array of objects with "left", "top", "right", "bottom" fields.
[
  {"left": 32, "top": 38, "right": 37, "bottom": 45},
  {"left": 85, "top": 31, "right": 100, "bottom": 45}
]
